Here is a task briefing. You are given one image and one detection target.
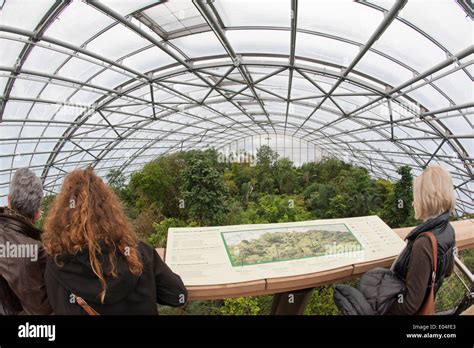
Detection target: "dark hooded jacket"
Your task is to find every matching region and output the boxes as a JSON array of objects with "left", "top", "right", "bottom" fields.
[
  {"left": 0, "top": 206, "right": 52, "bottom": 315},
  {"left": 44, "top": 241, "right": 187, "bottom": 315},
  {"left": 391, "top": 212, "right": 455, "bottom": 294},
  {"left": 334, "top": 213, "right": 455, "bottom": 315}
]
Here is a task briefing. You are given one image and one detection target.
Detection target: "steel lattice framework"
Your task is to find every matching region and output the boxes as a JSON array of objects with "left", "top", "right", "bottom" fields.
[{"left": 0, "top": 0, "right": 472, "bottom": 214}]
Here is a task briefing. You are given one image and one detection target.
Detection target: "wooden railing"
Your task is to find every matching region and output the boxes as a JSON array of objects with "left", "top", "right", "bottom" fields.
[{"left": 157, "top": 219, "right": 473, "bottom": 303}]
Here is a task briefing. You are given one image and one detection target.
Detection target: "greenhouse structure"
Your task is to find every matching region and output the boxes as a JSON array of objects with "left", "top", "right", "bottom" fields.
[
  {"left": 0, "top": 0, "right": 473, "bottom": 322},
  {"left": 0, "top": 0, "right": 472, "bottom": 213}
]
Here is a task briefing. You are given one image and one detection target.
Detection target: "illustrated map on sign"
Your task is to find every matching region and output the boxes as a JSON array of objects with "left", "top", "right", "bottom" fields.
[
  {"left": 165, "top": 216, "right": 406, "bottom": 286},
  {"left": 221, "top": 223, "right": 362, "bottom": 267}
]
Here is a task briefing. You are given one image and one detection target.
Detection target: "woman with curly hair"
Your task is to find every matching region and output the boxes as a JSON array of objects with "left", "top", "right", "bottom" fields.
[{"left": 42, "top": 168, "right": 187, "bottom": 315}]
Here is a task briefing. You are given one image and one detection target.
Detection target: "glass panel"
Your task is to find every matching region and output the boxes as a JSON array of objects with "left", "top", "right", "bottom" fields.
[
  {"left": 259, "top": 73, "right": 289, "bottom": 98},
  {"left": 18, "top": 124, "right": 45, "bottom": 138},
  {"left": 459, "top": 55, "right": 474, "bottom": 77},
  {"left": 40, "top": 84, "right": 77, "bottom": 101},
  {"left": 330, "top": 96, "right": 364, "bottom": 114},
  {"left": 292, "top": 71, "right": 321, "bottom": 97},
  {"left": 42, "top": 125, "right": 68, "bottom": 137},
  {"left": 401, "top": 0, "right": 473, "bottom": 54},
  {"left": 100, "top": 0, "right": 159, "bottom": 16},
  {"left": 170, "top": 31, "right": 226, "bottom": 58},
  {"left": 405, "top": 84, "right": 450, "bottom": 111},
  {"left": 432, "top": 70, "right": 473, "bottom": 105},
  {"left": 312, "top": 109, "right": 339, "bottom": 123},
  {"left": 368, "top": 0, "right": 396, "bottom": 11},
  {"left": 143, "top": 0, "right": 205, "bottom": 33},
  {"left": 304, "top": 72, "right": 338, "bottom": 88},
  {"left": 50, "top": 104, "right": 87, "bottom": 122},
  {"left": 227, "top": 29, "right": 290, "bottom": 55},
  {"left": 289, "top": 103, "right": 313, "bottom": 116},
  {"left": 123, "top": 46, "right": 175, "bottom": 72},
  {"left": 299, "top": 0, "right": 383, "bottom": 43},
  {"left": 374, "top": 19, "right": 446, "bottom": 72},
  {"left": 22, "top": 46, "right": 69, "bottom": 74},
  {"left": 0, "top": 0, "right": 472, "bottom": 215},
  {"left": 0, "top": 0, "right": 55, "bottom": 31},
  {"left": 0, "top": 76, "right": 7, "bottom": 94},
  {"left": 296, "top": 33, "right": 359, "bottom": 67},
  {"left": 27, "top": 103, "right": 61, "bottom": 121},
  {"left": 0, "top": 37, "right": 25, "bottom": 67},
  {"left": 10, "top": 78, "right": 46, "bottom": 99},
  {"left": 354, "top": 50, "right": 414, "bottom": 87},
  {"left": 35, "top": 140, "right": 56, "bottom": 153},
  {"left": 57, "top": 57, "right": 104, "bottom": 81},
  {"left": 87, "top": 24, "right": 150, "bottom": 61},
  {"left": 68, "top": 89, "right": 103, "bottom": 104},
  {"left": 46, "top": 1, "right": 114, "bottom": 46},
  {"left": 30, "top": 153, "right": 49, "bottom": 166},
  {"left": 459, "top": 139, "right": 473, "bottom": 156},
  {"left": 13, "top": 154, "right": 33, "bottom": 168},
  {"left": 264, "top": 101, "right": 286, "bottom": 114},
  {"left": 215, "top": 0, "right": 290, "bottom": 27},
  {"left": 91, "top": 68, "right": 130, "bottom": 88},
  {"left": 2, "top": 101, "right": 33, "bottom": 121}
]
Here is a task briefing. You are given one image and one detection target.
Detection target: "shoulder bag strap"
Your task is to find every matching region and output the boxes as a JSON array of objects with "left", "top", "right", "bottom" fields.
[
  {"left": 75, "top": 295, "right": 100, "bottom": 316},
  {"left": 416, "top": 231, "right": 438, "bottom": 315}
]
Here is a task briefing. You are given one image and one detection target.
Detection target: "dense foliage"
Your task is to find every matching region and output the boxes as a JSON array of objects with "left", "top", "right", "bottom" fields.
[
  {"left": 30, "top": 145, "right": 471, "bottom": 315},
  {"left": 117, "top": 146, "right": 419, "bottom": 233},
  {"left": 30, "top": 144, "right": 459, "bottom": 316},
  {"left": 103, "top": 146, "right": 429, "bottom": 315}
]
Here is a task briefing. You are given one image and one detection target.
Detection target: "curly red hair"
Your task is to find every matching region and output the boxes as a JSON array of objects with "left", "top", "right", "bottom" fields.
[{"left": 43, "top": 168, "right": 143, "bottom": 303}]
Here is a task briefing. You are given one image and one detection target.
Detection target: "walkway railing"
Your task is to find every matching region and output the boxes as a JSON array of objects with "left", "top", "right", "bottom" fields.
[{"left": 157, "top": 219, "right": 473, "bottom": 314}]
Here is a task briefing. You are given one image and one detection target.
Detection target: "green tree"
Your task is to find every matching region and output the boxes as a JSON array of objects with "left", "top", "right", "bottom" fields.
[
  {"left": 129, "top": 153, "right": 186, "bottom": 218},
  {"left": 255, "top": 145, "right": 278, "bottom": 194},
  {"left": 131, "top": 204, "right": 163, "bottom": 240},
  {"left": 311, "top": 158, "right": 352, "bottom": 184},
  {"left": 273, "top": 158, "right": 298, "bottom": 195},
  {"left": 36, "top": 195, "right": 56, "bottom": 229},
  {"left": 373, "top": 178, "right": 394, "bottom": 212},
  {"left": 181, "top": 150, "right": 229, "bottom": 226},
  {"left": 147, "top": 218, "right": 195, "bottom": 248},
  {"left": 106, "top": 168, "right": 126, "bottom": 192},
  {"left": 305, "top": 279, "right": 360, "bottom": 315},
  {"left": 256, "top": 145, "right": 279, "bottom": 169},
  {"left": 238, "top": 194, "right": 311, "bottom": 224},
  {"left": 223, "top": 162, "right": 257, "bottom": 206},
  {"left": 327, "top": 194, "right": 349, "bottom": 218},
  {"left": 332, "top": 167, "right": 375, "bottom": 217},
  {"left": 380, "top": 165, "right": 417, "bottom": 228},
  {"left": 303, "top": 183, "right": 336, "bottom": 218},
  {"left": 219, "top": 297, "right": 262, "bottom": 315}
]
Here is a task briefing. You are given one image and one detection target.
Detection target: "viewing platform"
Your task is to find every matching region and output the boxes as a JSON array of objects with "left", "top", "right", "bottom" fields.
[{"left": 157, "top": 219, "right": 473, "bottom": 304}]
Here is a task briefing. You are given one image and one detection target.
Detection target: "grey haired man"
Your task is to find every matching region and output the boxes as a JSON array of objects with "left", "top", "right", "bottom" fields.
[{"left": 0, "top": 168, "right": 52, "bottom": 314}]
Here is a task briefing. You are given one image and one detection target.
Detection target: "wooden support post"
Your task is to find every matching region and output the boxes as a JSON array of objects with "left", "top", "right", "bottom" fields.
[{"left": 270, "top": 288, "right": 313, "bottom": 315}]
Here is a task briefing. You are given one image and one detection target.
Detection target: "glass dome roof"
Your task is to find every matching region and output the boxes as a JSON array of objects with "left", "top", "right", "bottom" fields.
[{"left": 0, "top": 0, "right": 472, "bottom": 214}]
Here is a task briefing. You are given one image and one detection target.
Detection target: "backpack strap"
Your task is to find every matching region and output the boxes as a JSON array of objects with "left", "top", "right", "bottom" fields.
[
  {"left": 421, "top": 231, "right": 438, "bottom": 288},
  {"left": 416, "top": 231, "right": 438, "bottom": 315},
  {"left": 75, "top": 295, "right": 100, "bottom": 316}
]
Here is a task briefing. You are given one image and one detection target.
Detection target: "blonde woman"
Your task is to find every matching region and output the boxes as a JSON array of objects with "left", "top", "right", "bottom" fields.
[{"left": 389, "top": 165, "right": 456, "bottom": 314}]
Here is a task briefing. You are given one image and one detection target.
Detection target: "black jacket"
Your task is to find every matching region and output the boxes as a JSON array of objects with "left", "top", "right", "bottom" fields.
[
  {"left": 0, "top": 207, "right": 52, "bottom": 315},
  {"left": 334, "top": 213, "right": 455, "bottom": 315},
  {"left": 334, "top": 267, "right": 405, "bottom": 315},
  {"left": 392, "top": 212, "right": 455, "bottom": 294},
  {"left": 44, "top": 241, "right": 187, "bottom": 315}
]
